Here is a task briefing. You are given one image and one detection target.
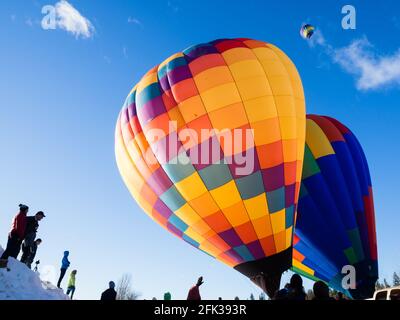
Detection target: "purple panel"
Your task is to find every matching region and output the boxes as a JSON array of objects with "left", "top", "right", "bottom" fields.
[
  {"left": 225, "top": 248, "right": 244, "bottom": 263},
  {"left": 167, "top": 222, "right": 183, "bottom": 238},
  {"left": 246, "top": 240, "right": 266, "bottom": 260},
  {"left": 261, "top": 164, "right": 285, "bottom": 192},
  {"left": 146, "top": 167, "right": 173, "bottom": 196},
  {"left": 120, "top": 107, "right": 129, "bottom": 125},
  {"left": 138, "top": 96, "right": 166, "bottom": 125},
  {"left": 159, "top": 75, "right": 171, "bottom": 92},
  {"left": 227, "top": 148, "right": 260, "bottom": 179},
  {"left": 127, "top": 102, "right": 137, "bottom": 118},
  {"left": 190, "top": 136, "right": 224, "bottom": 171},
  {"left": 285, "top": 183, "right": 296, "bottom": 207},
  {"left": 219, "top": 229, "right": 243, "bottom": 247},
  {"left": 185, "top": 46, "right": 219, "bottom": 62},
  {"left": 153, "top": 198, "right": 173, "bottom": 219},
  {"left": 167, "top": 65, "right": 192, "bottom": 86}
]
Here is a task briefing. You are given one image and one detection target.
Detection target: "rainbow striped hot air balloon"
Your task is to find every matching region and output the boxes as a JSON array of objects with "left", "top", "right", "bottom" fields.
[
  {"left": 293, "top": 115, "right": 378, "bottom": 299},
  {"left": 300, "top": 24, "right": 315, "bottom": 39},
  {"left": 115, "top": 38, "right": 306, "bottom": 297}
]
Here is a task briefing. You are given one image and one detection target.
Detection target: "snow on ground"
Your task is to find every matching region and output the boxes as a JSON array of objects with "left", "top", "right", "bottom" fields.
[{"left": 0, "top": 245, "right": 69, "bottom": 300}]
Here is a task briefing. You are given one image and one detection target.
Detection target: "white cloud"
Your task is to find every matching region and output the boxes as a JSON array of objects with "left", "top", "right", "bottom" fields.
[
  {"left": 333, "top": 37, "right": 400, "bottom": 91},
  {"left": 25, "top": 18, "right": 34, "bottom": 27},
  {"left": 167, "top": 1, "right": 179, "bottom": 12},
  {"left": 127, "top": 16, "right": 142, "bottom": 26},
  {"left": 308, "top": 29, "right": 327, "bottom": 48},
  {"left": 53, "top": 0, "right": 94, "bottom": 38}
]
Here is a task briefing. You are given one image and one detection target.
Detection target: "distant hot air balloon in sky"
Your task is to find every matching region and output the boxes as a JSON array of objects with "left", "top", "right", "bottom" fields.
[
  {"left": 115, "top": 38, "right": 306, "bottom": 297},
  {"left": 292, "top": 115, "right": 378, "bottom": 299},
  {"left": 300, "top": 24, "right": 315, "bottom": 39}
]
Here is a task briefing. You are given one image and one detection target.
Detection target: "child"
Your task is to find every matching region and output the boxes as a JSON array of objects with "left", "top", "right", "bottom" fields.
[
  {"left": 57, "top": 251, "right": 70, "bottom": 288},
  {"left": 66, "top": 270, "right": 77, "bottom": 299}
]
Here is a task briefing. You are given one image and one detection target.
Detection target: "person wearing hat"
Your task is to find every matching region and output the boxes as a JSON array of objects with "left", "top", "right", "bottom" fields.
[
  {"left": 1, "top": 204, "right": 29, "bottom": 260},
  {"left": 21, "top": 211, "right": 45, "bottom": 267},
  {"left": 100, "top": 281, "right": 117, "bottom": 300}
]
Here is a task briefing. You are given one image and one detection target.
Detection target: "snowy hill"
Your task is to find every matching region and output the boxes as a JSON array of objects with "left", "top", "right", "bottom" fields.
[{"left": 0, "top": 245, "right": 69, "bottom": 300}]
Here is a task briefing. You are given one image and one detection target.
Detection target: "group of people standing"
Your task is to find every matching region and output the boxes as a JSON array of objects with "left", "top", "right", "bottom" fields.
[
  {"left": 1, "top": 204, "right": 77, "bottom": 299},
  {"left": 1, "top": 204, "right": 45, "bottom": 268}
]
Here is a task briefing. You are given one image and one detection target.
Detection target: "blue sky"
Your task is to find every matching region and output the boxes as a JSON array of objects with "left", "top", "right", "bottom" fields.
[{"left": 1, "top": 0, "right": 399, "bottom": 299}]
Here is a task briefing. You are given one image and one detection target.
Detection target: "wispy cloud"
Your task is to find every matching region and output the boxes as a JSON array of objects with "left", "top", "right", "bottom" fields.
[
  {"left": 25, "top": 18, "right": 34, "bottom": 27},
  {"left": 103, "top": 55, "right": 111, "bottom": 64},
  {"left": 44, "top": 0, "right": 94, "bottom": 38},
  {"left": 127, "top": 16, "right": 142, "bottom": 27},
  {"left": 167, "top": 0, "right": 180, "bottom": 13},
  {"left": 333, "top": 37, "right": 400, "bottom": 91},
  {"left": 11, "top": 14, "right": 16, "bottom": 22},
  {"left": 123, "top": 46, "right": 128, "bottom": 59},
  {"left": 306, "top": 29, "right": 400, "bottom": 91}
]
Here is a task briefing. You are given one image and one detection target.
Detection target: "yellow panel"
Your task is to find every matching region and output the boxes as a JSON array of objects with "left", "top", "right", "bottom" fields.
[
  {"left": 168, "top": 107, "right": 186, "bottom": 130},
  {"left": 270, "top": 209, "right": 286, "bottom": 234},
  {"left": 159, "top": 52, "right": 184, "bottom": 68},
  {"left": 268, "top": 76, "right": 293, "bottom": 96},
  {"left": 252, "top": 47, "right": 279, "bottom": 61},
  {"left": 243, "top": 193, "right": 269, "bottom": 220},
  {"left": 285, "top": 226, "right": 293, "bottom": 248},
  {"left": 229, "top": 60, "right": 265, "bottom": 80},
  {"left": 222, "top": 47, "right": 255, "bottom": 65},
  {"left": 292, "top": 259, "right": 315, "bottom": 275},
  {"left": 236, "top": 76, "right": 273, "bottom": 101},
  {"left": 251, "top": 118, "right": 281, "bottom": 145},
  {"left": 175, "top": 203, "right": 202, "bottom": 225},
  {"left": 295, "top": 98, "right": 306, "bottom": 117},
  {"left": 191, "top": 219, "right": 212, "bottom": 235},
  {"left": 222, "top": 202, "right": 249, "bottom": 227},
  {"left": 185, "top": 227, "right": 205, "bottom": 244},
  {"left": 194, "top": 66, "right": 233, "bottom": 92},
  {"left": 279, "top": 117, "right": 297, "bottom": 140},
  {"left": 209, "top": 180, "right": 242, "bottom": 209},
  {"left": 208, "top": 102, "right": 248, "bottom": 130},
  {"left": 199, "top": 241, "right": 222, "bottom": 257},
  {"left": 136, "top": 71, "right": 158, "bottom": 95},
  {"left": 243, "top": 96, "right": 277, "bottom": 122},
  {"left": 175, "top": 172, "right": 208, "bottom": 201},
  {"left": 282, "top": 139, "right": 297, "bottom": 162},
  {"left": 200, "top": 82, "right": 242, "bottom": 112},
  {"left": 275, "top": 96, "right": 296, "bottom": 117},
  {"left": 178, "top": 95, "right": 207, "bottom": 123},
  {"left": 274, "top": 230, "right": 287, "bottom": 253},
  {"left": 260, "top": 59, "right": 287, "bottom": 77},
  {"left": 306, "top": 119, "right": 335, "bottom": 158},
  {"left": 252, "top": 216, "right": 273, "bottom": 238}
]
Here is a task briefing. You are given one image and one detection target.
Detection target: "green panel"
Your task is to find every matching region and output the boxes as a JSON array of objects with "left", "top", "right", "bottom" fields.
[{"left": 302, "top": 144, "right": 321, "bottom": 180}]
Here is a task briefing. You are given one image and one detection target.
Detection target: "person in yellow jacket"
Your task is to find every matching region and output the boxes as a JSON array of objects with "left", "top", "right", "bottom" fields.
[{"left": 66, "top": 270, "right": 77, "bottom": 299}]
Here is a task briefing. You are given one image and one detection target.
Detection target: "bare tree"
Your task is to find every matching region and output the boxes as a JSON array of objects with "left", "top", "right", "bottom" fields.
[{"left": 116, "top": 274, "right": 140, "bottom": 300}]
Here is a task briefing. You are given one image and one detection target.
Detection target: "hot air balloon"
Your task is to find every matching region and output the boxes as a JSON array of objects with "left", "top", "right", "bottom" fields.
[
  {"left": 300, "top": 24, "right": 315, "bottom": 39},
  {"left": 115, "top": 38, "right": 306, "bottom": 298},
  {"left": 292, "top": 115, "right": 378, "bottom": 299}
]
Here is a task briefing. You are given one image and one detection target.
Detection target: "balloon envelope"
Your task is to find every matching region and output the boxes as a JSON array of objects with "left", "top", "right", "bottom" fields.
[
  {"left": 292, "top": 115, "right": 378, "bottom": 299},
  {"left": 300, "top": 24, "right": 315, "bottom": 39},
  {"left": 115, "top": 38, "right": 306, "bottom": 297}
]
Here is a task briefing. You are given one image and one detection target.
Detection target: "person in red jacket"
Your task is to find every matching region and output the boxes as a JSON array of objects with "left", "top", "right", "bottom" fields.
[
  {"left": 1, "top": 204, "right": 29, "bottom": 260},
  {"left": 187, "top": 276, "right": 204, "bottom": 300}
]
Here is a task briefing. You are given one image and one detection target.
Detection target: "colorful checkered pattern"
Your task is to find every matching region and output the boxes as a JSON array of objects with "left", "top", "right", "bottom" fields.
[
  {"left": 115, "top": 38, "right": 305, "bottom": 268},
  {"left": 292, "top": 115, "right": 378, "bottom": 297}
]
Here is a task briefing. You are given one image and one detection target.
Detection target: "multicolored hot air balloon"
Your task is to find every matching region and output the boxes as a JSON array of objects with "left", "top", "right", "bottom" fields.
[
  {"left": 300, "top": 24, "right": 315, "bottom": 39},
  {"left": 292, "top": 115, "right": 378, "bottom": 299},
  {"left": 115, "top": 38, "right": 306, "bottom": 297}
]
